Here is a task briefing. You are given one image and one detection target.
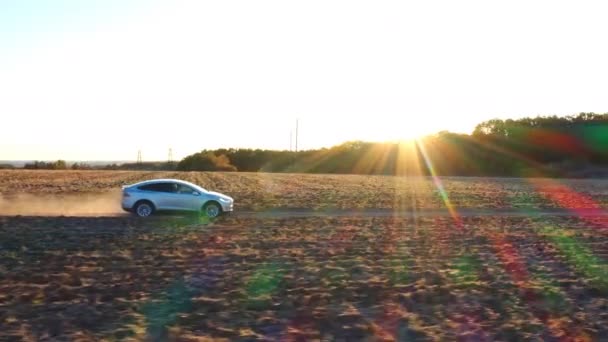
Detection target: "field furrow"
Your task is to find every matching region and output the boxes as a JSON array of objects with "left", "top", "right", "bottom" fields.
[{"left": 1, "top": 215, "right": 607, "bottom": 340}]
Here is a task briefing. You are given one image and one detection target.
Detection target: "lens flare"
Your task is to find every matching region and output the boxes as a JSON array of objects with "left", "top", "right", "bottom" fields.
[
  {"left": 487, "top": 232, "right": 580, "bottom": 340},
  {"left": 528, "top": 178, "right": 608, "bottom": 229},
  {"left": 416, "top": 140, "right": 461, "bottom": 227}
]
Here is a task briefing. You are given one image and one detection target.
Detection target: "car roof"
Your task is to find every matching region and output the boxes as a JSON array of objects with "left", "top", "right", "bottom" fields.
[{"left": 129, "top": 178, "right": 202, "bottom": 188}]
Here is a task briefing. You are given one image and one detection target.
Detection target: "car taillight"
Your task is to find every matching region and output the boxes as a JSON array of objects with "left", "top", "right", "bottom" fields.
[{"left": 123, "top": 191, "right": 130, "bottom": 197}]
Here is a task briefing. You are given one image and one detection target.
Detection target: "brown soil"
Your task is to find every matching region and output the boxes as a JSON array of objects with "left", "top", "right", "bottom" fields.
[
  {"left": 2, "top": 170, "right": 608, "bottom": 214},
  {"left": 1, "top": 215, "right": 607, "bottom": 340}
]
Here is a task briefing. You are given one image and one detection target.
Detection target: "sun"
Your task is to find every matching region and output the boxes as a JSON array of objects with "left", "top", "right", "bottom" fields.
[
  {"left": 391, "top": 119, "right": 437, "bottom": 141},
  {"left": 400, "top": 126, "right": 428, "bottom": 140},
  {"left": 388, "top": 114, "right": 472, "bottom": 141}
]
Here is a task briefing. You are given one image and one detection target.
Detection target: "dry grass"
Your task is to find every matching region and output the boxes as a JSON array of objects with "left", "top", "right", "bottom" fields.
[{"left": 2, "top": 170, "right": 608, "bottom": 212}]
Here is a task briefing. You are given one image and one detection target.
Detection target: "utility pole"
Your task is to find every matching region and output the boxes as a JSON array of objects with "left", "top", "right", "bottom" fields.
[
  {"left": 137, "top": 150, "right": 142, "bottom": 164},
  {"left": 295, "top": 118, "right": 299, "bottom": 152},
  {"left": 168, "top": 148, "right": 174, "bottom": 164}
]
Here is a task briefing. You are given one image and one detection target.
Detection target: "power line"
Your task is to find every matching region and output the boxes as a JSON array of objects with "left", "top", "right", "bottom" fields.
[{"left": 295, "top": 118, "right": 299, "bottom": 152}]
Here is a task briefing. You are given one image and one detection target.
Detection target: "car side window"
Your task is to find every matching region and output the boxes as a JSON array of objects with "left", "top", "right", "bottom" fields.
[
  {"left": 138, "top": 183, "right": 161, "bottom": 192},
  {"left": 159, "top": 183, "right": 177, "bottom": 193},
  {"left": 177, "top": 184, "right": 196, "bottom": 194},
  {"left": 138, "top": 183, "right": 176, "bottom": 193}
]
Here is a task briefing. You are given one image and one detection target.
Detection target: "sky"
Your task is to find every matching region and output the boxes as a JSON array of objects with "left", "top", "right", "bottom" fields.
[{"left": 1, "top": 0, "right": 607, "bottom": 161}]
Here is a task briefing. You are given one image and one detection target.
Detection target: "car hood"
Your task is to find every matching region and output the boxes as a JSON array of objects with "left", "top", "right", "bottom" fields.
[{"left": 207, "top": 191, "right": 233, "bottom": 201}]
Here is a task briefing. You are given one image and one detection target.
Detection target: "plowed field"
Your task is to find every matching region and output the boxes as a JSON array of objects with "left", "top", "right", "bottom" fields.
[
  {"left": 1, "top": 171, "right": 608, "bottom": 340},
  {"left": 2, "top": 170, "right": 608, "bottom": 212}
]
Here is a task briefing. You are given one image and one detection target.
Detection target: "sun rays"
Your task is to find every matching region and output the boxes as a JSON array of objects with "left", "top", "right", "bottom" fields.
[
  {"left": 371, "top": 129, "right": 606, "bottom": 340},
  {"left": 415, "top": 139, "right": 462, "bottom": 226}
]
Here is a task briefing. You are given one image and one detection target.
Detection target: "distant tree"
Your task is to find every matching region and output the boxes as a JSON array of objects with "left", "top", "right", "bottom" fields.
[
  {"left": 23, "top": 160, "right": 68, "bottom": 170},
  {"left": 53, "top": 160, "right": 67, "bottom": 170},
  {"left": 473, "top": 118, "right": 508, "bottom": 137},
  {"left": 71, "top": 162, "right": 92, "bottom": 170},
  {"left": 103, "top": 163, "right": 120, "bottom": 170},
  {"left": 177, "top": 152, "right": 237, "bottom": 171}
]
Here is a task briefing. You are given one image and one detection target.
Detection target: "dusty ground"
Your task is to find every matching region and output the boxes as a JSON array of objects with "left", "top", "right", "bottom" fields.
[
  {"left": 1, "top": 171, "right": 608, "bottom": 341},
  {"left": 2, "top": 170, "right": 608, "bottom": 214}
]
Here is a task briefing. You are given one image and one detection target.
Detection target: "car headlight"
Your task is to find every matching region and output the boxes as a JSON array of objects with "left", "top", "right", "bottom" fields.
[{"left": 219, "top": 197, "right": 231, "bottom": 203}]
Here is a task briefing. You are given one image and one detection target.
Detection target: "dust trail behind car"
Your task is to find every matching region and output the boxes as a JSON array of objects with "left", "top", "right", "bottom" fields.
[{"left": 0, "top": 191, "right": 124, "bottom": 216}]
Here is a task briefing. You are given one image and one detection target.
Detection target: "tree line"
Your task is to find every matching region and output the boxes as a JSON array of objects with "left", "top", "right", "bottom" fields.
[
  {"left": 19, "top": 161, "right": 177, "bottom": 171},
  {"left": 177, "top": 112, "right": 608, "bottom": 177},
  {"left": 10, "top": 112, "right": 608, "bottom": 177}
]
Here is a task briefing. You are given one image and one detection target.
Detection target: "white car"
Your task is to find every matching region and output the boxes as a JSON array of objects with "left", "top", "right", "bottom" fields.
[{"left": 121, "top": 179, "right": 233, "bottom": 218}]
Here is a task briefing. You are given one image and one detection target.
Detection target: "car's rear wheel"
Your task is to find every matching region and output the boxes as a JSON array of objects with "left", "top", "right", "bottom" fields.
[
  {"left": 134, "top": 201, "right": 154, "bottom": 217},
  {"left": 203, "top": 201, "right": 222, "bottom": 218}
]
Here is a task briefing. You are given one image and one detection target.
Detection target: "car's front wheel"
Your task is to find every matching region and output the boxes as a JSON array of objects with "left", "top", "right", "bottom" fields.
[
  {"left": 203, "top": 201, "right": 222, "bottom": 218},
  {"left": 134, "top": 201, "right": 154, "bottom": 217}
]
